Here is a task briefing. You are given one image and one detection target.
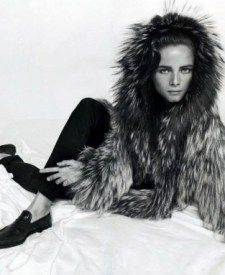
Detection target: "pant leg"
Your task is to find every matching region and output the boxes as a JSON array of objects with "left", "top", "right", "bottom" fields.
[
  {"left": 45, "top": 97, "right": 111, "bottom": 167},
  {"left": 0, "top": 98, "right": 111, "bottom": 201},
  {"left": 0, "top": 155, "right": 41, "bottom": 194}
]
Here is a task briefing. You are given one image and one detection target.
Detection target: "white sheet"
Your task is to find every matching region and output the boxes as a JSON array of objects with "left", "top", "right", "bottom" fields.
[{"left": 0, "top": 120, "right": 225, "bottom": 275}]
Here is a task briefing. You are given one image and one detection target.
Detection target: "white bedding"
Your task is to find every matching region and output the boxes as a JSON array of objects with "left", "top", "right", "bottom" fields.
[{"left": 0, "top": 119, "right": 225, "bottom": 275}]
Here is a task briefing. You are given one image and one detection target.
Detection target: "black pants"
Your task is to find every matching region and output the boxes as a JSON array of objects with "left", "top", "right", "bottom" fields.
[{"left": 0, "top": 98, "right": 111, "bottom": 201}]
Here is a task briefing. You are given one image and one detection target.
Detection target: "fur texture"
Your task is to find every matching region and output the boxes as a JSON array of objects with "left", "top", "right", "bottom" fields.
[{"left": 69, "top": 12, "right": 225, "bottom": 238}]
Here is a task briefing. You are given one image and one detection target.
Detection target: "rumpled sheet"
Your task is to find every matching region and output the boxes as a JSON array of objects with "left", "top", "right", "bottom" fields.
[{"left": 0, "top": 120, "right": 225, "bottom": 275}]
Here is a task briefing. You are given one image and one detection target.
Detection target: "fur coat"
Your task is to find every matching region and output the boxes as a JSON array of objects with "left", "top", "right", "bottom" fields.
[{"left": 69, "top": 12, "right": 225, "bottom": 234}]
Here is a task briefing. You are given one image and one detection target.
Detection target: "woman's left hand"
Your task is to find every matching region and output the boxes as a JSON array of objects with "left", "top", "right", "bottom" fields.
[{"left": 39, "top": 160, "right": 83, "bottom": 186}]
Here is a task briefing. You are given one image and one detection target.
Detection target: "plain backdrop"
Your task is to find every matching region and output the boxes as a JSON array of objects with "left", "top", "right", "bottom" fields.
[{"left": 0, "top": 0, "right": 225, "bottom": 129}]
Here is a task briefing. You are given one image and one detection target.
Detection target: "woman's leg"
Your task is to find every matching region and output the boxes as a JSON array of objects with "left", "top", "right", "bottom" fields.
[
  {"left": 0, "top": 98, "right": 111, "bottom": 248},
  {"left": 45, "top": 97, "right": 111, "bottom": 167},
  {"left": 25, "top": 97, "right": 111, "bottom": 221},
  {"left": 0, "top": 98, "right": 111, "bottom": 218}
]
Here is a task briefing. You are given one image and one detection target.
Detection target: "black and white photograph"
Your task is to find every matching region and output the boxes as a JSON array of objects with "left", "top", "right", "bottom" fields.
[{"left": 0, "top": 0, "right": 225, "bottom": 274}]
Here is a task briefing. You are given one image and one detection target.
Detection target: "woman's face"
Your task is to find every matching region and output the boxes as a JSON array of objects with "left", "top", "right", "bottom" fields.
[{"left": 152, "top": 44, "right": 194, "bottom": 103}]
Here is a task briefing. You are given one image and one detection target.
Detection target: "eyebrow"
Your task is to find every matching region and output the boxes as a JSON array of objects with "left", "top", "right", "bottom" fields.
[{"left": 158, "top": 65, "right": 194, "bottom": 68}]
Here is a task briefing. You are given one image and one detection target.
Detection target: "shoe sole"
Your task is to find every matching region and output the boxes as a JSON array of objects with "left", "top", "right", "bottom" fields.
[{"left": 0, "top": 224, "right": 51, "bottom": 249}]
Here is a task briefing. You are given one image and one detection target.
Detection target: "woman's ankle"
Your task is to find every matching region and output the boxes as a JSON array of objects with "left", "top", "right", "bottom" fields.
[
  {"left": 0, "top": 153, "right": 11, "bottom": 161},
  {"left": 26, "top": 192, "right": 52, "bottom": 222},
  {"left": 27, "top": 206, "right": 51, "bottom": 223}
]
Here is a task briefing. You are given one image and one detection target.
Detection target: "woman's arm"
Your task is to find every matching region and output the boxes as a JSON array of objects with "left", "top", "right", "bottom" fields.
[
  {"left": 177, "top": 109, "right": 225, "bottom": 233},
  {"left": 69, "top": 127, "right": 133, "bottom": 213}
]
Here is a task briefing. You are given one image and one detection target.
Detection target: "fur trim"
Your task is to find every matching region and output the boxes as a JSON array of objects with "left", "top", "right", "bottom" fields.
[{"left": 71, "top": 120, "right": 133, "bottom": 212}]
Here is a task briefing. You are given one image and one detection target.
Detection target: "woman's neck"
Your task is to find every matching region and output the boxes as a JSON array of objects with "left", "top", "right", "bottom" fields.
[{"left": 151, "top": 90, "right": 176, "bottom": 117}]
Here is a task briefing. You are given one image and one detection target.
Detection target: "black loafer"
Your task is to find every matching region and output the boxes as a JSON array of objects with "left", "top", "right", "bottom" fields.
[
  {"left": 0, "top": 144, "right": 16, "bottom": 156},
  {"left": 0, "top": 210, "right": 52, "bottom": 249}
]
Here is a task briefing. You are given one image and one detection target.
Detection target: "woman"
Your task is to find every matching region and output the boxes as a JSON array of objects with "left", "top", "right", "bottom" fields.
[{"left": 0, "top": 11, "right": 224, "bottom": 248}]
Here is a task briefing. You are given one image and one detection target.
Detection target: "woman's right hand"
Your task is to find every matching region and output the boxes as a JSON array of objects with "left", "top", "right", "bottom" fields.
[{"left": 39, "top": 160, "right": 84, "bottom": 186}]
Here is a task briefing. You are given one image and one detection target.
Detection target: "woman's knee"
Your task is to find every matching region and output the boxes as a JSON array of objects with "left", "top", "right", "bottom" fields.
[
  {"left": 76, "top": 97, "right": 104, "bottom": 111},
  {"left": 71, "top": 97, "right": 109, "bottom": 120}
]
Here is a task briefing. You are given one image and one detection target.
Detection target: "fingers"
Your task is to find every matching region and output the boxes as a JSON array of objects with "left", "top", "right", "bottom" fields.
[
  {"left": 62, "top": 172, "right": 82, "bottom": 186},
  {"left": 57, "top": 160, "right": 76, "bottom": 166},
  {"left": 55, "top": 178, "right": 72, "bottom": 186},
  {"left": 40, "top": 167, "right": 59, "bottom": 173},
  {"left": 63, "top": 180, "right": 72, "bottom": 187},
  {"left": 57, "top": 160, "right": 83, "bottom": 168},
  {"left": 55, "top": 177, "right": 66, "bottom": 185},
  {"left": 40, "top": 164, "right": 82, "bottom": 185},
  {"left": 46, "top": 173, "right": 61, "bottom": 181},
  {"left": 56, "top": 178, "right": 72, "bottom": 186}
]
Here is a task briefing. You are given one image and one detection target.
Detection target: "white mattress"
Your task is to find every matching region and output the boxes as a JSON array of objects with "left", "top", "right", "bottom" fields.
[{"left": 0, "top": 119, "right": 225, "bottom": 275}]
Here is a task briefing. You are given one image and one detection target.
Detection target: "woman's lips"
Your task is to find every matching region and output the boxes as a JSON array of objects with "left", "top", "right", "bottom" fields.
[{"left": 167, "top": 90, "right": 182, "bottom": 95}]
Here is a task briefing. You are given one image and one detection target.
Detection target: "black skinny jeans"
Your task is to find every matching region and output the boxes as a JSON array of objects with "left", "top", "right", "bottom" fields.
[{"left": 0, "top": 98, "right": 111, "bottom": 201}]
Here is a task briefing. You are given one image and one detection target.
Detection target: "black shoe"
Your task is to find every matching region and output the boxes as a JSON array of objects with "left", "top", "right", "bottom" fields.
[
  {"left": 0, "top": 144, "right": 16, "bottom": 156},
  {"left": 0, "top": 210, "right": 52, "bottom": 249}
]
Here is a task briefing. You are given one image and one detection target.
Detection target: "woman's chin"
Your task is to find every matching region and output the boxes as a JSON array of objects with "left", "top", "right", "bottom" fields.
[
  {"left": 156, "top": 91, "right": 186, "bottom": 105},
  {"left": 165, "top": 95, "right": 184, "bottom": 103},
  {"left": 168, "top": 98, "right": 182, "bottom": 103}
]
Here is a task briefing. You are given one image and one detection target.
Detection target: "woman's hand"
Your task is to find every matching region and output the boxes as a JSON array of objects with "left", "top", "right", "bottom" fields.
[{"left": 39, "top": 160, "right": 83, "bottom": 186}]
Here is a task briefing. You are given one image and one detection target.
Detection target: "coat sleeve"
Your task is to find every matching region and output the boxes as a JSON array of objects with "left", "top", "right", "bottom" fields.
[
  {"left": 108, "top": 189, "right": 156, "bottom": 218},
  {"left": 177, "top": 108, "right": 225, "bottom": 232},
  {"left": 69, "top": 126, "right": 133, "bottom": 213},
  {"left": 69, "top": 123, "right": 175, "bottom": 219}
]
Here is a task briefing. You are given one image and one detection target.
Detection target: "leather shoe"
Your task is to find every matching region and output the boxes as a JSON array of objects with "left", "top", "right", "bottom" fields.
[
  {"left": 0, "top": 210, "right": 52, "bottom": 248},
  {"left": 0, "top": 144, "right": 16, "bottom": 156}
]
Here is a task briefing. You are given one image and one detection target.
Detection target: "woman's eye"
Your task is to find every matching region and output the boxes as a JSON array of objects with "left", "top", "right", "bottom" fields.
[
  {"left": 158, "top": 69, "right": 170, "bottom": 74},
  {"left": 181, "top": 68, "right": 192, "bottom": 74}
]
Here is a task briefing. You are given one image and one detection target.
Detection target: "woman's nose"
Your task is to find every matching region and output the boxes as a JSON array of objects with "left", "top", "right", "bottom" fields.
[{"left": 170, "top": 72, "right": 180, "bottom": 86}]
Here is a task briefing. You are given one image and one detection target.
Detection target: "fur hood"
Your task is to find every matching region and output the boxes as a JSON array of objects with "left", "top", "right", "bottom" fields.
[
  {"left": 69, "top": 12, "right": 225, "bottom": 233},
  {"left": 114, "top": 13, "right": 223, "bottom": 126},
  {"left": 113, "top": 12, "right": 224, "bottom": 156}
]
